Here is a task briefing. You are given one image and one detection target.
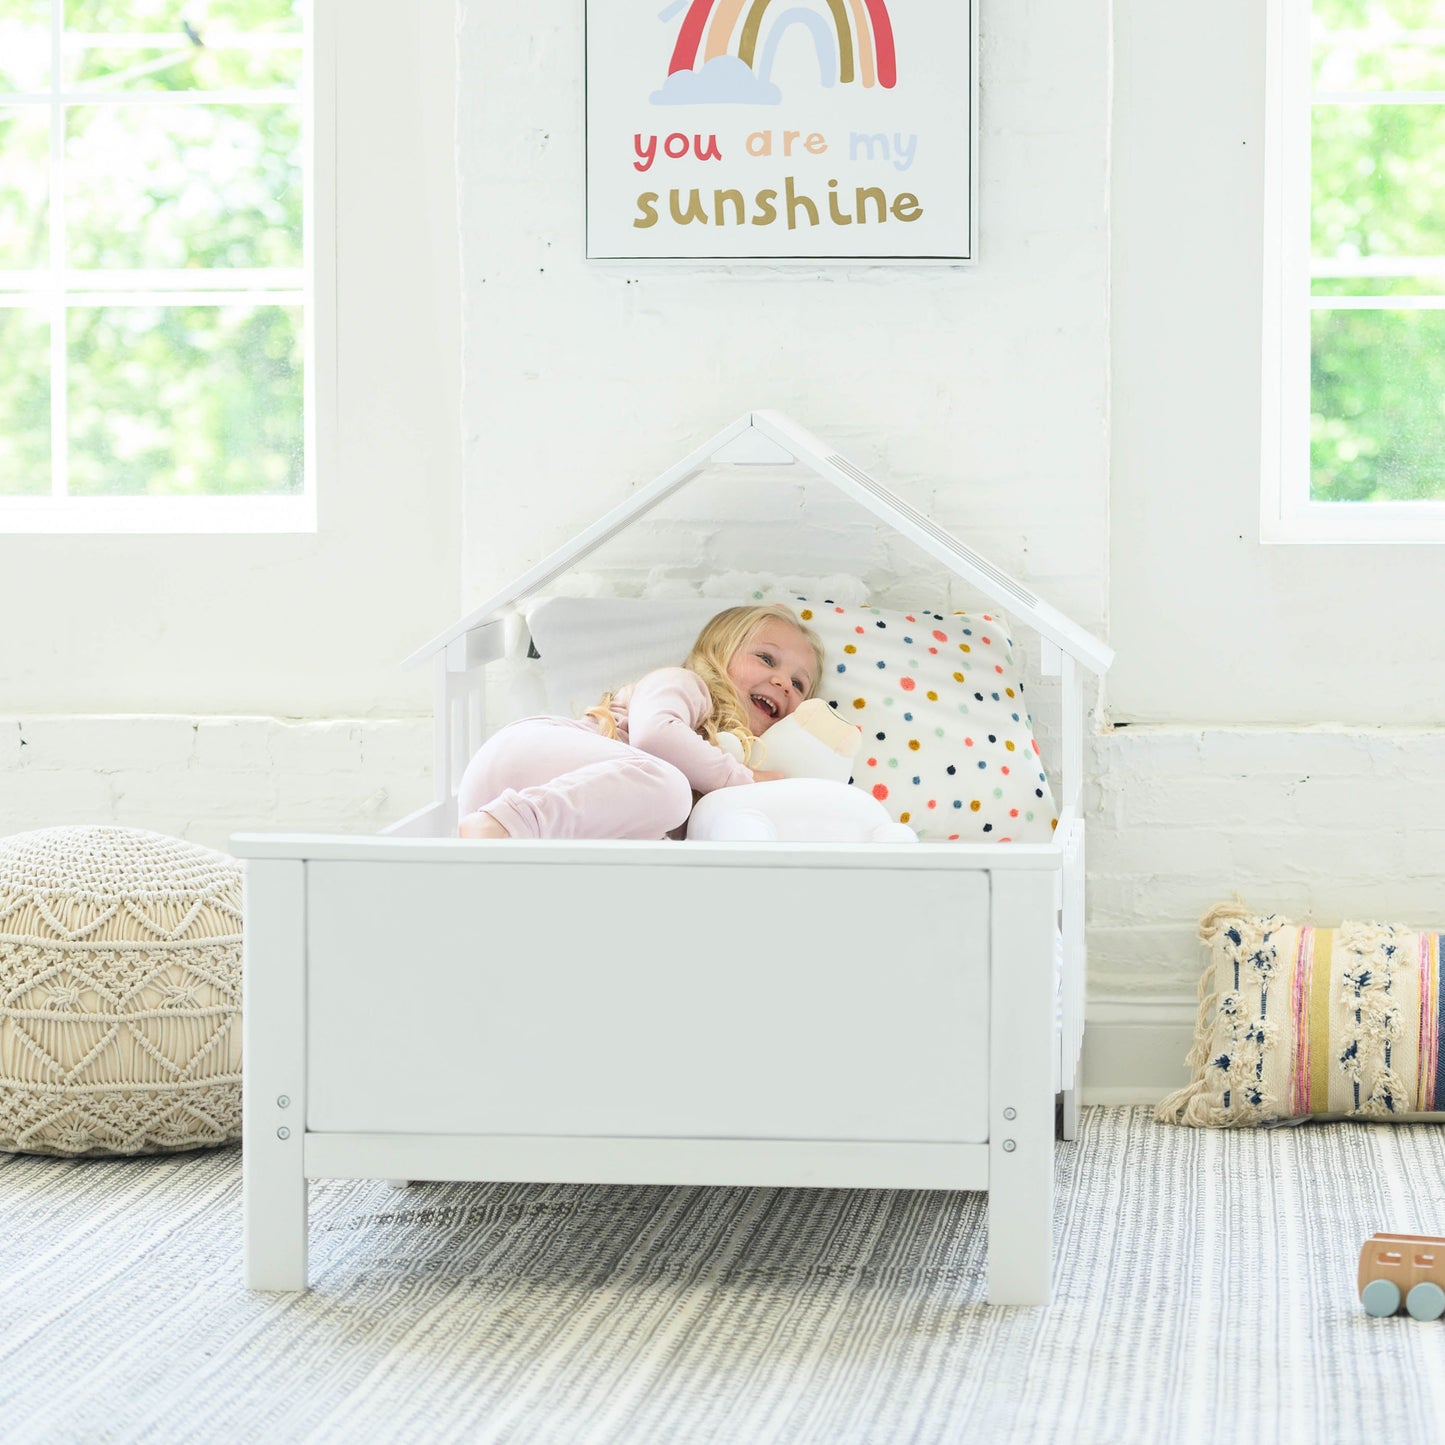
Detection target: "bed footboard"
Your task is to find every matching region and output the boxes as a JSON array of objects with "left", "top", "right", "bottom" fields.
[{"left": 238, "top": 834, "right": 1065, "bottom": 1305}]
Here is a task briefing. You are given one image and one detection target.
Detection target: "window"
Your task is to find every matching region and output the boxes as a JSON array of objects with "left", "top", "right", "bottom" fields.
[
  {"left": 0, "top": 0, "right": 315, "bottom": 533},
  {"left": 1262, "top": 0, "right": 1445, "bottom": 542}
]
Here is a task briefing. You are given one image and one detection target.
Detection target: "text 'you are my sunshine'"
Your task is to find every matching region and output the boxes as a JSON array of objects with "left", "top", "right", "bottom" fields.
[{"left": 631, "top": 127, "right": 923, "bottom": 230}]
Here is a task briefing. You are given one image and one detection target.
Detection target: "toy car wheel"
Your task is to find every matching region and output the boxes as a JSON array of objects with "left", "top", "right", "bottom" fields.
[
  {"left": 1406, "top": 1282, "right": 1445, "bottom": 1321},
  {"left": 1361, "top": 1278, "right": 1402, "bottom": 1317}
]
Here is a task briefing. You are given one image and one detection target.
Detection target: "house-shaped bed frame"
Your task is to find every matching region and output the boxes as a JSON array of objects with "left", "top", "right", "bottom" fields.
[{"left": 236, "top": 410, "right": 1113, "bottom": 1306}]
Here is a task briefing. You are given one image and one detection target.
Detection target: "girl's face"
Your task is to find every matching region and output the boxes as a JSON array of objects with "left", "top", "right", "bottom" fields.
[{"left": 727, "top": 618, "right": 817, "bottom": 735}]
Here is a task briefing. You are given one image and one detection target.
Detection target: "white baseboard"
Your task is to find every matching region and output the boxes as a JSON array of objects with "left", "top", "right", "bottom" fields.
[{"left": 1078, "top": 993, "right": 1198, "bottom": 1106}]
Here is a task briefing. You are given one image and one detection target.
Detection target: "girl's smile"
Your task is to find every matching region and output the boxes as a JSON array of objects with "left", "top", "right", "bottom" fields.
[{"left": 727, "top": 619, "right": 817, "bottom": 734}]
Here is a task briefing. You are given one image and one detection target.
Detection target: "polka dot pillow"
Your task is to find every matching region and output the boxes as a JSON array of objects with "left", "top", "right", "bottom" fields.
[{"left": 770, "top": 593, "right": 1058, "bottom": 843}]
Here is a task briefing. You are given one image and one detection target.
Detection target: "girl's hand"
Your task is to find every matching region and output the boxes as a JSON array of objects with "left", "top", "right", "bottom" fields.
[{"left": 749, "top": 768, "right": 786, "bottom": 783}]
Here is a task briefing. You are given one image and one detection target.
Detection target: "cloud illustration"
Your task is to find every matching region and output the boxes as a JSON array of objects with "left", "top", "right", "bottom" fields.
[{"left": 649, "top": 55, "right": 782, "bottom": 106}]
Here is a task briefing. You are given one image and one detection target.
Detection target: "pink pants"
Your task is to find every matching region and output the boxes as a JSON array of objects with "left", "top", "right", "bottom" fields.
[{"left": 457, "top": 716, "right": 695, "bottom": 840}]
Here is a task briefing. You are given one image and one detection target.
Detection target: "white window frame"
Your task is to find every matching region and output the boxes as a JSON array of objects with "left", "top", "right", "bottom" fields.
[
  {"left": 0, "top": 2, "right": 332, "bottom": 535},
  {"left": 1261, "top": 0, "right": 1445, "bottom": 544}
]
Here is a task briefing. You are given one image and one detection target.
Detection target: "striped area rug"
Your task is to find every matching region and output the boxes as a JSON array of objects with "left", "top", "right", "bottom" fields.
[{"left": 3, "top": 1108, "right": 1445, "bottom": 1443}]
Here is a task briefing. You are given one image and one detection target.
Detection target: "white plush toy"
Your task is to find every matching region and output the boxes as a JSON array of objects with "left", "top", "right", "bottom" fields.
[
  {"left": 748, "top": 697, "right": 859, "bottom": 783},
  {"left": 687, "top": 699, "right": 919, "bottom": 844}
]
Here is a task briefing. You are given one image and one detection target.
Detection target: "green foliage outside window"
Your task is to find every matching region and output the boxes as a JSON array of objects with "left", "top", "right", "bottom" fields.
[
  {"left": 1309, "top": 0, "right": 1445, "bottom": 502},
  {"left": 0, "top": 0, "right": 305, "bottom": 501},
  {"left": 67, "top": 304, "right": 302, "bottom": 498}
]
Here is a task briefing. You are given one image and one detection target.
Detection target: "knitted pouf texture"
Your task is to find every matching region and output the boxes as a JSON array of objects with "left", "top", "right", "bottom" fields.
[{"left": 0, "top": 826, "right": 243, "bottom": 1156}]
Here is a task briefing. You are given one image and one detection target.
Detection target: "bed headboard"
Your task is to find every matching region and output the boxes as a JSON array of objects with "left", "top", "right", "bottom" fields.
[{"left": 524, "top": 596, "right": 723, "bottom": 718}]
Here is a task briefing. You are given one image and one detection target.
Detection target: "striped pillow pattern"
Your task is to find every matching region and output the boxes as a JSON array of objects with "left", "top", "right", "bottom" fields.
[{"left": 1157, "top": 904, "right": 1445, "bottom": 1127}]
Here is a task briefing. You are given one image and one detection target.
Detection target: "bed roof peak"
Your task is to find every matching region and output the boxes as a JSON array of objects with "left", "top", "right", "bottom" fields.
[{"left": 404, "top": 410, "right": 1112, "bottom": 676}]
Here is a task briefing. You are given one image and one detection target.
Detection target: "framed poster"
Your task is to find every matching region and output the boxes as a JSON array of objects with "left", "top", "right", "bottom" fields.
[{"left": 584, "top": 1, "right": 977, "bottom": 263}]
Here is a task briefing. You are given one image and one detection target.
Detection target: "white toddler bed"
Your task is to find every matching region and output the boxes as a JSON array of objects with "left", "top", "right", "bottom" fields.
[{"left": 235, "top": 412, "right": 1112, "bottom": 1306}]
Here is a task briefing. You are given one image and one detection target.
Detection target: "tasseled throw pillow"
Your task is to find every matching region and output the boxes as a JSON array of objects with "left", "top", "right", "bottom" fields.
[
  {"left": 0, "top": 826, "right": 243, "bottom": 1156},
  {"left": 1157, "top": 902, "right": 1445, "bottom": 1128}
]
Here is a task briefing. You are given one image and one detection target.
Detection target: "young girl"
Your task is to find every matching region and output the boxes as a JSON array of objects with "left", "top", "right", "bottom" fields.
[{"left": 457, "top": 603, "right": 824, "bottom": 840}]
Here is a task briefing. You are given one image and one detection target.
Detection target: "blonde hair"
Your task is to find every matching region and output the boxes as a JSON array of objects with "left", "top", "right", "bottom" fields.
[{"left": 586, "top": 603, "right": 824, "bottom": 763}]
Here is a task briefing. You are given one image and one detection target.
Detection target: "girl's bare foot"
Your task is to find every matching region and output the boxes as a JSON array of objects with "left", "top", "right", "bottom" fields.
[{"left": 458, "top": 810, "right": 511, "bottom": 839}]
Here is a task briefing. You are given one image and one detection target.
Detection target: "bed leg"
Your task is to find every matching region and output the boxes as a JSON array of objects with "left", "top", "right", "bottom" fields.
[
  {"left": 987, "top": 871, "right": 1057, "bottom": 1306},
  {"left": 1060, "top": 1088, "right": 1080, "bottom": 1141},
  {"left": 242, "top": 859, "right": 310, "bottom": 1292}
]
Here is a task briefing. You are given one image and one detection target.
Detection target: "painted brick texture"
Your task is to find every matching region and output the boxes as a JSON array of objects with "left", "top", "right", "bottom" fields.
[
  {"left": 1089, "top": 725, "right": 1445, "bottom": 999},
  {"left": 0, "top": 717, "right": 432, "bottom": 855}
]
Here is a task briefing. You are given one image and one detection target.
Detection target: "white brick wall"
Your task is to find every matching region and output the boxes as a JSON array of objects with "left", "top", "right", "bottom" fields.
[
  {"left": 0, "top": 717, "right": 433, "bottom": 855},
  {"left": 1089, "top": 725, "right": 1445, "bottom": 1002}
]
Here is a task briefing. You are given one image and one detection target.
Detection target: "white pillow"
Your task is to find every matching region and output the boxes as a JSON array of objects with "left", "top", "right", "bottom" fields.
[
  {"left": 687, "top": 779, "right": 918, "bottom": 843},
  {"left": 524, "top": 597, "right": 720, "bottom": 716},
  {"left": 768, "top": 592, "right": 1058, "bottom": 843}
]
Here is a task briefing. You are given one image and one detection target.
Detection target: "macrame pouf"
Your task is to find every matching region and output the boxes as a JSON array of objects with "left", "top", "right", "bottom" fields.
[{"left": 0, "top": 826, "right": 243, "bottom": 1156}]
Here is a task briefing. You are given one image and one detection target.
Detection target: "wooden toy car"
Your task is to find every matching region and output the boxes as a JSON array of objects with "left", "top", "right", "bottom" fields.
[{"left": 1358, "top": 1233, "right": 1445, "bottom": 1319}]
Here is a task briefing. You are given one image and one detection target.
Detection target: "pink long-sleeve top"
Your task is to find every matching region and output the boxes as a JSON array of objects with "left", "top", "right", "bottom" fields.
[{"left": 596, "top": 667, "right": 755, "bottom": 794}]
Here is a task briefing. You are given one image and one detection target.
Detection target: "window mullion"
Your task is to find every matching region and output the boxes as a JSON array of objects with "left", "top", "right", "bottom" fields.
[
  {"left": 302, "top": 0, "right": 319, "bottom": 527},
  {"left": 1312, "top": 256, "right": 1445, "bottom": 276},
  {"left": 1282, "top": 2, "right": 1314, "bottom": 528},
  {"left": 1263, "top": 0, "right": 1315, "bottom": 539},
  {"left": 1314, "top": 90, "right": 1445, "bottom": 105},
  {"left": 48, "top": 0, "right": 66, "bottom": 501},
  {"left": 1311, "top": 296, "right": 1445, "bottom": 310},
  {"left": 50, "top": 89, "right": 302, "bottom": 107}
]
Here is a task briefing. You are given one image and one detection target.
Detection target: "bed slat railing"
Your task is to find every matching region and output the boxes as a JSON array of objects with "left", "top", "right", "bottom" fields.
[
  {"left": 432, "top": 654, "right": 449, "bottom": 804},
  {"left": 431, "top": 621, "right": 505, "bottom": 805},
  {"left": 1060, "top": 654, "right": 1085, "bottom": 815}
]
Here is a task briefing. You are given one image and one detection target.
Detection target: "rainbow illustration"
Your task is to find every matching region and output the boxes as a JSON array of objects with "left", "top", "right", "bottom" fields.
[{"left": 667, "top": 0, "right": 896, "bottom": 90}]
